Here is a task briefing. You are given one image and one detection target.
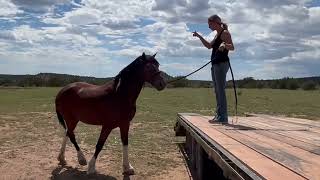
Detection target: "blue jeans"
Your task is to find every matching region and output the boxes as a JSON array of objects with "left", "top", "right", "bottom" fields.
[{"left": 211, "top": 62, "right": 229, "bottom": 121}]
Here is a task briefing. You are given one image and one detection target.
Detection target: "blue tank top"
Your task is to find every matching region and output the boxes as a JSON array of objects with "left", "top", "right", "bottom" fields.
[{"left": 211, "top": 29, "right": 229, "bottom": 65}]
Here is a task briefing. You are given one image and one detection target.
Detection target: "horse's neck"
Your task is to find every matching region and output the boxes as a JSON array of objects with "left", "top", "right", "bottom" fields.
[{"left": 116, "top": 78, "right": 144, "bottom": 105}]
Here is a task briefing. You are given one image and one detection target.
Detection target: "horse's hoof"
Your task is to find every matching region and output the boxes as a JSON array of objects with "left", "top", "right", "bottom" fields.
[
  {"left": 87, "top": 163, "right": 96, "bottom": 175},
  {"left": 77, "top": 151, "right": 87, "bottom": 166},
  {"left": 57, "top": 156, "right": 66, "bottom": 165},
  {"left": 79, "top": 158, "right": 87, "bottom": 166},
  {"left": 87, "top": 169, "right": 96, "bottom": 175},
  {"left": 58, "top": 160, "right": 67, "bottom": 166},
  {"left": 123, "top": 168, "right": 135, "bottom": 176},
  {"left": 87, "top": 157, "right": 96, "bottom": 175}
]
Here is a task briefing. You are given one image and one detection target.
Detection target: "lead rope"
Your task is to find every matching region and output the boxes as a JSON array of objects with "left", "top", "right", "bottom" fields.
[
  {"left": 166, "top": 60, "right": 212, "bottom": 84},
  {"left": 228, "top": 61, "right": 238, "bottom": 124}
]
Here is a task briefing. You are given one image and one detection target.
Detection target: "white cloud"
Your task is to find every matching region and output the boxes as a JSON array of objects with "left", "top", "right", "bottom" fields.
[
  {"left": 0, "top": 0, "right": 319, "bottom": 80},
  {"left": 152, "top": 0, "right": 211, "bottom": 23},
  {"left": 44, "top": 7, "right": 103, "bottom": 26},
  {"left": 0, "top": 0, "right": 23, "bottom": 17},
  {"left": 11, "top": 0, "right": 72, "bottom": 12}
]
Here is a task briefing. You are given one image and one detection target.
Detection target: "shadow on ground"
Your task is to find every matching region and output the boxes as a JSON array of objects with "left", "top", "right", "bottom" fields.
[{"left": 51, "top": 165, "right": 121, "bottom": 180}]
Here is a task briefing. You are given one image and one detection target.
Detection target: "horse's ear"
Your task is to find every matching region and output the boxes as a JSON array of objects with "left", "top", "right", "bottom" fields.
[
  {"left": 142, "top": 52, "right": 146, "bottom": 60},
  {"left": 152, "top": 52, "right": 157, "bottom": 58}
]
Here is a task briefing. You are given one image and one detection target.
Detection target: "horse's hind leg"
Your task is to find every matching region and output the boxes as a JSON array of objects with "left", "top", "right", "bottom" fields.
[
  {"left": 64, "top": 117, "right": 87, "bottom": 166},
  {"left": 67, "top": 129, "right": 87, "bottom": 166},
  {"left": 56, "top": 111, "right": 67, "bottom": 165},
  {"left": 57, "top": 132, "right": 67, "bottom": 165}
]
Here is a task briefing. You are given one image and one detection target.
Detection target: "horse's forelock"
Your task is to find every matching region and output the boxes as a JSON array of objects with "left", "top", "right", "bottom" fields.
[{"left": 144, "top": 55, "right": 159, "bottom": 65}]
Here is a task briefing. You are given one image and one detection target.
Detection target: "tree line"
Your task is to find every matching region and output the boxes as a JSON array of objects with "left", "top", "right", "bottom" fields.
[
  {"left": 0, "top": 73, "right": 319, "bottom": 90},
  {"left": 230, "top": 77, "right": 319, "bottom": 90}
]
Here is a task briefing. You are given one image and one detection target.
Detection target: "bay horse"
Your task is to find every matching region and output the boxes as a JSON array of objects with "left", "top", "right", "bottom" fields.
[{"left": 55, "top": 52, "right": 166, "bottom": 175}]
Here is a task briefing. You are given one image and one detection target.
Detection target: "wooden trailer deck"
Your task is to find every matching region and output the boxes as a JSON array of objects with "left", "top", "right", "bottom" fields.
[{"left": 175, "top": 113, "right": 320, "bottom": 180}]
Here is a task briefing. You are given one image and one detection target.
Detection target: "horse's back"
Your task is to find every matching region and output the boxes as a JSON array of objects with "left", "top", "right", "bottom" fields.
[
  {"left": 77, "top": 82, "right": 115, "bottom": 99},
  {"left": 55, "top": 81, "right": 115, "bottom": 107},
  {"left": 56, "top": 82, "right": 86, "bottom": 102},
  {"left": 55, "top": 81, "right": 119, "bottom": 126}
]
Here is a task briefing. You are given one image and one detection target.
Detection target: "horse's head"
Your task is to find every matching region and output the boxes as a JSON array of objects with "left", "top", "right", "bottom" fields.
[{"left": 140, "top": 52, "right": 166, "bottom": 91}]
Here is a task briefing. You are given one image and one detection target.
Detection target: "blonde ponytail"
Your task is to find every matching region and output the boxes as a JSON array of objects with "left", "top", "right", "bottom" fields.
[{"left": 221, "top": 22, "right": 228, "bottom": 30}]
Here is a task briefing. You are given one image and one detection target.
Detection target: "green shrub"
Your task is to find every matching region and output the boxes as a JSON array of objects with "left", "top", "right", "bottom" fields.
[{"left": 302, "top": 81, "right": 316, "bottom": 90}]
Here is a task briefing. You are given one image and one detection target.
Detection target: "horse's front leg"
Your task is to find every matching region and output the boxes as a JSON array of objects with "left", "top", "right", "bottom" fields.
[
  {"left": 87, "top": 127, "right": 112, "bottom": 174},
  {"left": 120, "top": 122, "right": 134, "bottom": 175}
]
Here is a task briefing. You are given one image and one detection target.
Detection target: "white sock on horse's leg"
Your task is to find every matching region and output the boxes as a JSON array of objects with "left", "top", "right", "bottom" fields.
[
  {"left": 122, "top": 145, "right": 134, "bottom": 175},
  {"left": 57, "top": 134, "right": 67, "bottom": 164},
  {"left": 87, "top": 156, "right": 96, "bottom": 174},
  {"left": 77, "top": 150, "right": 87, "bottom": 165},
  {"left": 123, "top": 145, "right": 129, "bottom": 167}
]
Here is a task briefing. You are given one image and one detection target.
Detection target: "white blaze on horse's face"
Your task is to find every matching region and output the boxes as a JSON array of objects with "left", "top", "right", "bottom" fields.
[{"left": 143, "top": 57, "right": 167, "bottom": 91}]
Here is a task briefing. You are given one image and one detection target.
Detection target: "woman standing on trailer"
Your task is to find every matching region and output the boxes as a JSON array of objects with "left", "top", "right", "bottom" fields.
[{"left": 193, "top": 14, "right": 235, "bottom": 123}]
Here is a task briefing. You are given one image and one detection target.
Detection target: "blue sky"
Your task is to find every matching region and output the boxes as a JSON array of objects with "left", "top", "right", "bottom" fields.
[{"left": 0, "top": 0, "right": 319, "bottom": 80}]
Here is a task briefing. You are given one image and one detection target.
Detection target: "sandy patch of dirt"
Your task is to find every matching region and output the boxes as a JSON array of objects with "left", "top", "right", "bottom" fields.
[{"left": 0, "top": 112, "right": 190, "bottom": 180}]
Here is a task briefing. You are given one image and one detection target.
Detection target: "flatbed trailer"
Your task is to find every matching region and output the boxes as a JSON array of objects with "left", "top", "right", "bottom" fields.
[{"left": 175, "top": 113, "right": 320, "bottom": 180}]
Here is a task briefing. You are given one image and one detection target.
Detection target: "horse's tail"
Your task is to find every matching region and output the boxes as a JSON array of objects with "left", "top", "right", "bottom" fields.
[{"left": 56, "top": 111, "right": 66, "bottom": 130}]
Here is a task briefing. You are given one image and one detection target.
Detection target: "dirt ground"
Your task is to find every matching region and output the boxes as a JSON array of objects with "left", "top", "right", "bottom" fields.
[{"left": 0, "top": 112, "right": 191, "bottom": 180}]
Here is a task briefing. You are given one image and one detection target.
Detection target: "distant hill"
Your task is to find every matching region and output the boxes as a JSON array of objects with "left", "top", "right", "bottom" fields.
[
  {"left": 0, "top": 73, "right": 319, "bottom": 90},
  {"left": 0, "top": 73, "right": 113, "bottom": 87}
]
